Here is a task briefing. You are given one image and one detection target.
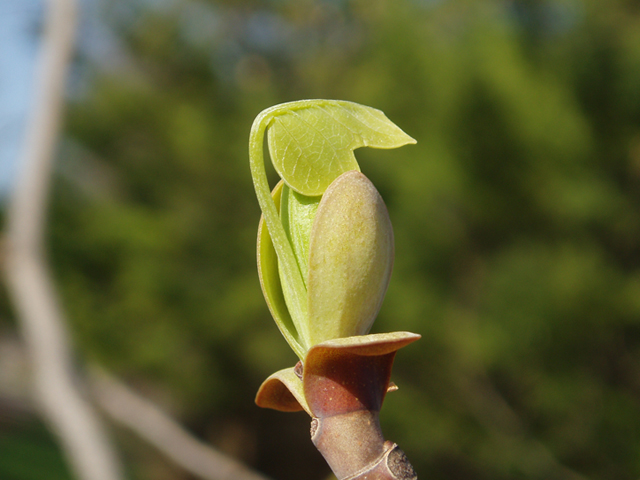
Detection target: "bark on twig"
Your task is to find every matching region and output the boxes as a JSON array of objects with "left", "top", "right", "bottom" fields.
[
  {"left": 304, "top": 346, "right": 418, "bottom": 480},
  {"left": 90, "top": 369, "right": 272, "bottom": 480},
  {"left": 3, "top": 1, "right": 124, "bottom": 479},
  {"left": 256, "top": 333, "right": 420, "bottom": 480},
  {"left": 311, "top": 412, "right": 417, "bottom": 480}
]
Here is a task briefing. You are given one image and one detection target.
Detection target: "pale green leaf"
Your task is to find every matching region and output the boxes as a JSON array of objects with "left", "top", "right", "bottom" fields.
[
  {"left": 250, "top": 106, "right": 309, "bottom": 348},
  {"left": 257, "top": 181, "right": 305, "bottom": 359},
  {"left": 267, "top": 100, "right": 416, "bottom": 196},
  {"left": 280, "top": 185, "right": 321, "bottom": 285}
]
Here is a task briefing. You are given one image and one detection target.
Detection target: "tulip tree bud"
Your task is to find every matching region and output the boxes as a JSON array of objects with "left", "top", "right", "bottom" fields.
[
  {"left": 249, "top": 100, "right": 420, "bottom": 480},
  {"left": 276, "top": 169, "right": 393, "bottom": 347},
  {"left": 250, "top": 99, "right": 415, "bottom": 357},
  {"left": 306, "top": 170, "right": 394, "bottom": 345}
]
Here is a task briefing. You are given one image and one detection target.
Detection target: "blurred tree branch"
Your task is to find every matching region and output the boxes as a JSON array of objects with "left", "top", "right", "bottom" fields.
[
  {"left": 90, "top": 368, "right": 272, "bottom": 480},
  {"left": 2, "top": 1, "right": 272, "bottom": 480},
  {"left": 3, "top": 0, "right": 124, "bottom": 479}
]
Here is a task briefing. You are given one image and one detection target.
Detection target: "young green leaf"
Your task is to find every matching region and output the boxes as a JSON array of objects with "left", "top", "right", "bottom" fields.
[
  {"left": 267, "top": 100, "right": 416, "bottom": 196},
  {"left": 280, "top": 186, "right": 321, "bottom": 285},
  {"left": 250, "top": 109, "right": 309, "bottom": 347},
  {"left": 257, "top": 181, "right": 306, "bottom": 359}
]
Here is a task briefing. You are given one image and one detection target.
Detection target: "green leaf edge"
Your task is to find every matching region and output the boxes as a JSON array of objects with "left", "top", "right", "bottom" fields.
[
  {"left": 251, "top": 110, "right": 311, "bottom": 351},
  {"left": 257, "top": 180, "right": 306, "bottom": 360}
]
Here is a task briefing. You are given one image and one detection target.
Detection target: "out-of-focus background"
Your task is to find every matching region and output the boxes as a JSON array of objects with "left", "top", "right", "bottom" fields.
[{"left": 1, "top": 0, "right": 640, "bottom": 479}]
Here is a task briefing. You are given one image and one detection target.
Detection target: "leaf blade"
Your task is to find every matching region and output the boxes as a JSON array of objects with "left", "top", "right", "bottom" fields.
[
  {"left": 257, "top": 181, "right": 305, "bottom": 359},
  {"left": 268, "top": 100, "right": 416, "bottom": 196}
]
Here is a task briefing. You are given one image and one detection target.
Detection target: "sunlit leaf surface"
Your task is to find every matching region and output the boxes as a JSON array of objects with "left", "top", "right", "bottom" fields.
[{"left": 267, "top": 100, "right": 416, "bottom": 196}]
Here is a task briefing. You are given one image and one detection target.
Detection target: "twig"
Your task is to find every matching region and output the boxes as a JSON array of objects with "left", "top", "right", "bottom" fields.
[
  {"left": 3, "top": 0, "right": 124, "bottom": 479},
  {"left": 90, "top": 369, "right": 273, "bottom": 480}
]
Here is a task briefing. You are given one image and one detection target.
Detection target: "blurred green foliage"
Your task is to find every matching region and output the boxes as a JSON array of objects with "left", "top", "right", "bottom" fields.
[
  {"left": 0, "top": 420, "right": 73, "bottom": 480},
  {"left": 5, "top": 0, "right": 640, "bottom": 479}
]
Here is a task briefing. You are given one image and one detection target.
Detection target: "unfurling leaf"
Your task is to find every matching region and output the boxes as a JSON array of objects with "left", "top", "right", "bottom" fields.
[
  {"left": 257, "top": 181, "right": 305, "bottom": 358},
  {"left": 280, "top": 186, "right": 320, "bottom": 286},
  {"left": 267, "top": 100, "right": 416, "bottom": 196}
]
